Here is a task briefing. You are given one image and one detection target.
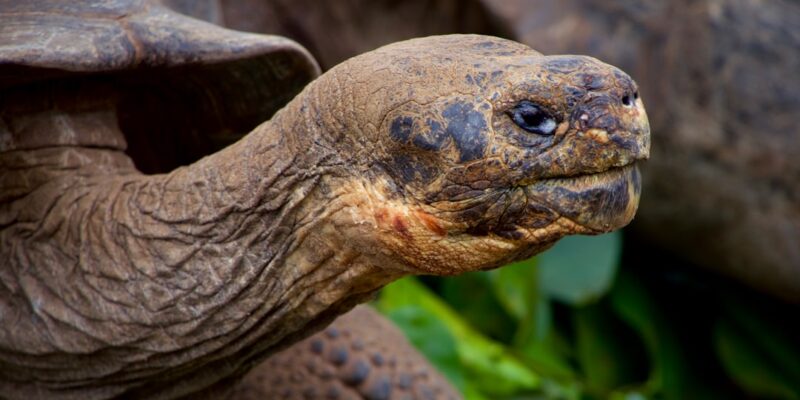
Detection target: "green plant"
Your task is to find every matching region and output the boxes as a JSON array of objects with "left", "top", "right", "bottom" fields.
[{"left": 373, "top": 231, "right": 800, "bottom": 399}]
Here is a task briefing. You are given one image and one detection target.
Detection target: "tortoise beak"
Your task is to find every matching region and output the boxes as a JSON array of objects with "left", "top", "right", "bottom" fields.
[{"left": 525, "top": 164, "right": 642, "bottom": 233}]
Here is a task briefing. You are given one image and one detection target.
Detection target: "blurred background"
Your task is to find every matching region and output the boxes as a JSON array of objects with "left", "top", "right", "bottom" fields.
[{"left": 165, "top": 1, "right": 800, "bottom": 398}]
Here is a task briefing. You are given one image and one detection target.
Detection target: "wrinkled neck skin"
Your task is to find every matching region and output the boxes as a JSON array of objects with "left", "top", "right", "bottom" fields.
[{"left": 0, "top": 77, "right": 405, "bottom": 399}]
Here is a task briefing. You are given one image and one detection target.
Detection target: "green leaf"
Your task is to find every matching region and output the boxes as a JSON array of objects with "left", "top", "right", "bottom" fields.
[
  {"left": 508, "top": 296, "right": 576, "bottom": 382},
  {"left": 608, "top": 269, "right": 672, "bottom": 396},
  {"left": 375, "top": 277, "right": 540, "bottom": 396},
  {"left": 609, "top": 391, "right": 649, "bottom": 400},
  {"left": 441, "top": 272, "right": 517, "bottom": 342},
  {"left": 516, "top": 324, "right": 577, "bottom": 381},
  {"left": 715, "top": 290, "right": 800, "bottom": 390},
  {"left": 462, "top": 383, "right": 492, "bottom": 400},
  {"left": 539, "top": 232, "right": 622, "bottom": 305},
  {"left": 487, "top": 257, "right": 539, "bottom": 321},
  {"left": 386, "top": 306, "right": 465, "bottom": 390},
  {"left": 714, "top": 316, "right": 800, "bottom": 399},
  {"left": 538, "top": 377, "right": 582, "bottom": 400},
  {"left": 573, "top": 303, "right": 647, "bottom": 395},
  {"left": 609, "top": 268, "right": 721, "bottom": 400},
  {"left": 485, "top": 258, "right": 579, "bottom": 382}
]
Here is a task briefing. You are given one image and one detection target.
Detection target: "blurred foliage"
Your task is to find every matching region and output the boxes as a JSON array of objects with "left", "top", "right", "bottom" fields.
[{"left": 373, "top": 231, "right": 800, "bottom": 399}]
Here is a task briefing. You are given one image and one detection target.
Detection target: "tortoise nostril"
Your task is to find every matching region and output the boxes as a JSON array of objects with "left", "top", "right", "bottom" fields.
[{"left": 633, "top": 91, "right": 639, "bottom": 100}]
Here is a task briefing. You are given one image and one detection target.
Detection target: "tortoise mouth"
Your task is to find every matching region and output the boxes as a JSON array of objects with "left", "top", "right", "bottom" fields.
[
  {"left": 526, "top": 163, "right": 642, "bottom": 233},
  {"left": 457, "top": 163, "right": 641, "bottom": 240},
  {"left": 537, "top": 163, "right": 637, "bottom": 191}
]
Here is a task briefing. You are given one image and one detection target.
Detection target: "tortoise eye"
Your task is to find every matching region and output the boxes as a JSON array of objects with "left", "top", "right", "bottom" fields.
[{"left": 507, "top": 101, "right": 557, "bottom": 136}]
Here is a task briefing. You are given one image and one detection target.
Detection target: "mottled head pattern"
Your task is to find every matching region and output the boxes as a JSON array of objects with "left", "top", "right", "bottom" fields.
[{"left": 299, "top": 35, "right": 650, "bottom": 274}]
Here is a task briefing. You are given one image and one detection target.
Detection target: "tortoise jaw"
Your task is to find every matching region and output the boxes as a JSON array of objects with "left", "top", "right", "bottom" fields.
[
  {"left": 525, "top": 163, "right": 642, "bottom": 233},
  {"left": 444, "top": 163, "right": 640, "bottom": 242}
]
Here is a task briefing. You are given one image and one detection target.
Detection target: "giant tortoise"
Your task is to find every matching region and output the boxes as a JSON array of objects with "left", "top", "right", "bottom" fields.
[
  {"left": 198, "top": 0, "right": 800, "bottom": 302},
  {"left": 0, "top": 0, "right": 649, "bottom": 398}
]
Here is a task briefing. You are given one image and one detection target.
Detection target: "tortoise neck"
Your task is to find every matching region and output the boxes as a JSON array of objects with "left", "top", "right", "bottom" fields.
[
  {"left": 166, "top": 87, "right": 398, "bottom": 321},
  {"left": 102, "top": 87, "right": 401, "bottom": 395},
  {"left": 0, "top": 72, "right": 401, "bottom": 398}
]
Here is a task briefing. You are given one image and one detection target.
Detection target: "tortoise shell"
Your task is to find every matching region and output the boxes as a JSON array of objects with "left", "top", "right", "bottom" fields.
[{"left": 0, "top": 0, "right": 319, "bottom": 172}]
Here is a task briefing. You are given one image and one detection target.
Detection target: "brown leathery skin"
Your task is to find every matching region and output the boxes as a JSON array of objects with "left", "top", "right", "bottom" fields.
[
  {"left": 0, "top": 33, "right": 648, "bottom": 399},
  {"left": 232, "top": 305, "right": 459, "bottom": 400},
  {"left": 481, "top": 0, "right": 800, "bottom": 301},
  {"left": 332, "top": 37, "right": 650, "bottom": 274}
]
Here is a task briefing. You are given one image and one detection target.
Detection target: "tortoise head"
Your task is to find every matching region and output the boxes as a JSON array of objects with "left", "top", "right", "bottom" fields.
[{"left": 318, "top": 35, "right": 650, "bottom": 274}]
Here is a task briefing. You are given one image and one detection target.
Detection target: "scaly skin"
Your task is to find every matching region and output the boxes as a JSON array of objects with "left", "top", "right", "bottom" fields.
[
  {"left": 233, "top": 305, "right": 461, "bottom": 400},
  {"left": 0, "top": 35, "right": 648, "bottom": 399}
]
